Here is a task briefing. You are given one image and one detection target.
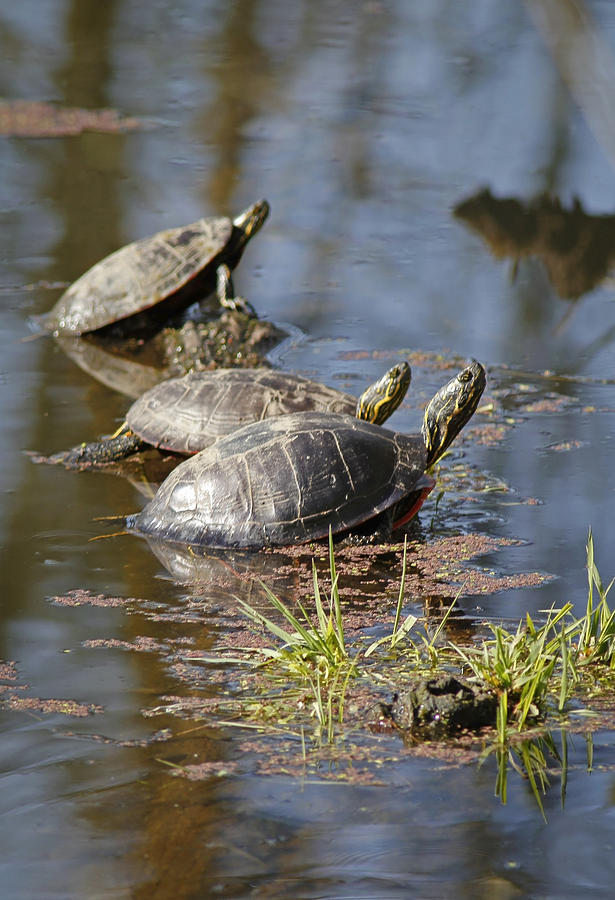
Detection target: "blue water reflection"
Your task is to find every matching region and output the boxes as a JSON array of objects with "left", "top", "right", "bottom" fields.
[{"left": 3, "top": 1, "right": 615, "bottom": 896}]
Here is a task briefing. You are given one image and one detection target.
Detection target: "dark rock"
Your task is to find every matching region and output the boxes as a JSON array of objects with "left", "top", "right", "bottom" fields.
[
  {"left": 385, "top": 674, "right": 497, "bottom": 738},
  {"left": 154, "top": 313, "right": 288, "bottom": 374}
]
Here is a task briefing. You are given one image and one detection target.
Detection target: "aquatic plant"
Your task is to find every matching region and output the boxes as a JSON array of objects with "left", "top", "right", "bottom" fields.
[
  {"left": 237, "top": 531, "right": 357, "bottom": 742},
  {"left": 235, "top": 527, "right": 615, "bottom": 755},
  {"left": 451, "top": 604, "right": 573, "bottom": 740},
  {"left": 575, "top": 528, "right": 615, "bottom": 667}
]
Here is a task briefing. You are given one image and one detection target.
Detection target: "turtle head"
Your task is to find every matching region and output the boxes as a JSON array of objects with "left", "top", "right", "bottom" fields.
[
  {"left": 233, "top": 199, "right": 270, "bottom": 239},
  {"left": 422, "top": 361, "right": 486, "bottom": 467},
  {"left": 356, "top": 362, "right": 411, "bottom": 425}
]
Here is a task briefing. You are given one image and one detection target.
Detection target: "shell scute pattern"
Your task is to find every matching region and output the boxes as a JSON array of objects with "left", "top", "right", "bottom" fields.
[
  {"left": 126, "top": 361, "right": 485, "bottom": 549},
  {"left": 130, "top": 412, "right": 427, "bottom": 548},
  {"left": 43, "top": 217, "right": 232, "bottom": 334},
  {"left": 127, "top": 369, "right": 358, "bottom": 454}
]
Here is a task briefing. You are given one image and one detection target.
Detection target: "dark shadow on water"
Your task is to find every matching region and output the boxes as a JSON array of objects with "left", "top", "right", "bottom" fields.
[{"left": 454, "top": 188, "right": 615, "bottom": 300}]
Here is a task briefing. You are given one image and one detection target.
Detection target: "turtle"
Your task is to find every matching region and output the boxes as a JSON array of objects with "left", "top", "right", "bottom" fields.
[
  {"left": 36, "top": 199, "right": 269, "bottom": 335},
  {"left": 126, "top": 361, "right": 486, "bottom": 549},
  {"left": 52, "top": 264, "right": 287, "bottom": 399},
  {"left": 52, "top": 360, "right": 411, "bottom": 468}
]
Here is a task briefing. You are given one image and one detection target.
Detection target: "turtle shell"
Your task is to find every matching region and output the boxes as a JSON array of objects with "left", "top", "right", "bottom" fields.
[
  {"left": 41, "top": 216, "right": 235, "bottom": 335},
  {"left": 127, "top": 411, "right": 428, "bottom": 548},
  {"left": 126, "top": 369, "right": 358, "bottom": 454}
]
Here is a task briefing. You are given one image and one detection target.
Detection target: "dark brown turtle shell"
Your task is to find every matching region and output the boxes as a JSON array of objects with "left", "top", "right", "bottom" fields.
[
  {"left": 126, "top": 369, "right": 359, "bottom": 454},
  {"left": 39, "top": 201, "right": 269, "bottom": 335},
  {"left": 127, "top": 411, "right": 429, "bottom": 548}
]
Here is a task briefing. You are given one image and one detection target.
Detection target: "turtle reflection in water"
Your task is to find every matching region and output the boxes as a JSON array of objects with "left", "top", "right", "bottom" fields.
[
  {"left": 54, "top": 265, "right": 288, "bottom": 400},
  {"left": 50, "top": 361, "right": 411, "bottom": 468},
  {"left": 37, "top": 199, "right": 270, "bottom": 335},
  {"left": 127, "top": 361, "right": 486, "bottom": 549}
]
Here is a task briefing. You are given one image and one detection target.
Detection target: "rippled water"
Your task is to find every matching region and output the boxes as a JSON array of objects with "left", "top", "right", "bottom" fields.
[{"left": 3, "top": 1, "right": 615, "bottom": 897}]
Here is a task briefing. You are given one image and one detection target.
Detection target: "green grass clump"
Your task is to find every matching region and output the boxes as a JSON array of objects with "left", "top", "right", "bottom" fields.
[
  {"left": 237, "top": 531, "right": 357, "bottom": 742},
  {"left": 236, "top": 528, "right": 615, "bottom": 750},
  {"left": 229, "top": 527, "right": 615, "bottom": 817},
  {"left": 443, "top": 531, "right": 615, "bottom": 739},
  {"left": 575, "top": 528, "right": 615, "bottom": 666},
  {"left": 451, "top": 604, "right": 574, "bottom": 741}
]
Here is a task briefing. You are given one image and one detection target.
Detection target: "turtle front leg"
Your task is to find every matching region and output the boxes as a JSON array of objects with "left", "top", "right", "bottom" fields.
[
  {"left": 342, "top": 480, "right": 435, "bottom": 546},
  {"left": 215, "top": 264, "right": 257, "bottom": 317}
]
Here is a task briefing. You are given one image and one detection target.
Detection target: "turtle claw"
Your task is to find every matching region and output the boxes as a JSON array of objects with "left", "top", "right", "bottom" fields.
[{"left": 224, "top": 296, "right": 258, "bottom": 318}]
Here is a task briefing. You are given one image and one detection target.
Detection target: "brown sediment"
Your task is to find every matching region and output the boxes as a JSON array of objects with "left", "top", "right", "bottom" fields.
[
  {"left": 3, "top": 696, "right": 103, "bottom": 716},
  {"left": 0, "top": 660, "right": 19, "bottom": 684},
  {"left": 60, "top": 729, "right": 173, "bottom": 748},
  {"left": 338, "top": 349, "right": 469, "bottom": 373},
  {"left": 0, "top": 100, "right": 142, "bottom": 137},
  {"left": 548, "top": 440, "right": 586, "bottom": 452},
  {"left": 171, "top": 760, "right": 240, "bottom": 781},
  {"left": 1, "top": 645, "right": 140, "bottom": 720},
  {"left": 465, "top": 422, "right": 512, "bottom": 446},
  {"left": 50, "top": 589, "right": 140, "bottom": 608},
  {"left": 280, "top": 534, "right": 551, "bottom": 603},
  {"left": 520, "top": 395, "right": 577, "bottom": 414},
  {"left": 83, "top": 636, "right": 167, "bottom": 652}
]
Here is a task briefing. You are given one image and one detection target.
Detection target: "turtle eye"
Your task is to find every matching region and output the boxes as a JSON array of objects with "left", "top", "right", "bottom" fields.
[{"left": 459, "top": 370, "right": 471, "bottom": 383}]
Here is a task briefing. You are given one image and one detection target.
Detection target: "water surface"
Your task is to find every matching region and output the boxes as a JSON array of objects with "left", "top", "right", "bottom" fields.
[{"left": 3, "top": 2, "right": 615, "bottom": 897}]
